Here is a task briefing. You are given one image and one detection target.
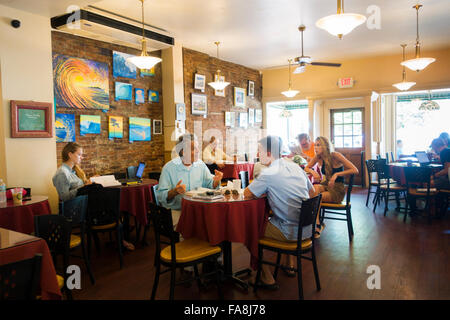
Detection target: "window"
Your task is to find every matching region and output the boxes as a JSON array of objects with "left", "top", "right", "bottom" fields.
[{"left": 331, "top": 109, "right": 363, "bottom": 148}]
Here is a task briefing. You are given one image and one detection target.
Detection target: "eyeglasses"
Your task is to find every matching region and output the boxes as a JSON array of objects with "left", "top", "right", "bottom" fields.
[{"left": 224, "top": 189, "right": 239, "bottom": 196}]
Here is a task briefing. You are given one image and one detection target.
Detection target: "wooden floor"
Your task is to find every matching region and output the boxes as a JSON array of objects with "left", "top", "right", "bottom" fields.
[{"left": 70, "top": 187, "right": 450, "bottom": 300}]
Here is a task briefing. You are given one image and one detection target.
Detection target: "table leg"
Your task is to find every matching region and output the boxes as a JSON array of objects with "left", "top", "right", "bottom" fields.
[{"left": 221, "top": 241, "right": 250, "bottom": 291}]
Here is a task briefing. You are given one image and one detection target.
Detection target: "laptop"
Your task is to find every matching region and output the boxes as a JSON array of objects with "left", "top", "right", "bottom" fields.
[
  {"left": 415, "top": 151, "right": 430, "bottom": 166},
  {"left": 119, "top": 162, "right": 145, "bottom": 184}
]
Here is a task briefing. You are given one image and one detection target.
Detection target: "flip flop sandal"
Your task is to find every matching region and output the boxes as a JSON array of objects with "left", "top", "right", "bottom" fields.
[{"left": 283, "top": 267, "right": 296, "bottom": 278}]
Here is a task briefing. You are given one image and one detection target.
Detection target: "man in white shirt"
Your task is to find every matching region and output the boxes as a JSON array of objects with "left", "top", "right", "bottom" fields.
[{"left": 203, "top": 136, "right": 232, "bottom": 173}]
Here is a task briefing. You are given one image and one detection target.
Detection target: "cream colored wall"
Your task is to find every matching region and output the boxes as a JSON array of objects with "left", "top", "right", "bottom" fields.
[{"left": 0, "top": 5, "right": 58, "bottom": 213}]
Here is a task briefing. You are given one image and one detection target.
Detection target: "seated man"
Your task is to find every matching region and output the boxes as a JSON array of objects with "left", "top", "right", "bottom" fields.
[
  {"left": 244, "top": 135, "right": 317, "bottom": 289},
  {"left": 431, "top": 138, "right": 450, "bottom": 190},
  {"left": 203, "top": 136, "right": 233, "bottom": 174},
  {"left": 290, "top": 133, "right": 316, "bottom": 162},
  {"left": 157, "top": 134, "right": 223, "bottom": 226}
]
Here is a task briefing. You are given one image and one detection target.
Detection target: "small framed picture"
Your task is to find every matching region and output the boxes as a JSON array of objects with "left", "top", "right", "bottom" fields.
[
  {"left": 248, "top": 80, "right": 255, "bottom": 97},
  {"left": 176, "top": 103, "right": 186, "bottom": 121},
  {"left": 191, "top": 93, "right": 207, "bottom": 116},
  {"left": 255, "top": 109, "right": 263, "bottom": 123},
  {"left": 214, "top": 74, "right": 226, "bottom": 97},
  {"left": 194, "top": 73, "right": 206, "bottom": 91},
  {"left": 135, "top": 88, "right": 145, "bottom": 105},
  {"left": 225, "top": 111, "right": 235, "bottom": 127},
  {"left": 248, "top": 108, "right": 255, "bottom": 126},
  {"left": 153, "top": 119, "right": 162, "bottom": 135},
  {"left": 11, "top": 100, "right": 53, "bottom": 138},
  {"left": 239, "top": 112, "right": 248, "bottom": 128},
  {"left": 234, "top": 87, "right": 246, "bottom": 107}
]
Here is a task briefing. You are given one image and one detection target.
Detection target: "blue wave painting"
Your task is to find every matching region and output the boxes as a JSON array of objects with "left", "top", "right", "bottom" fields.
[
  {"left": 55, "top": 113, "right": 76, "bottom": 142},
  {"left": 135, "top": 88, "right": 145, "bottom": 105},
  {"left": 113, "top": 51, "right": 137, "bottom": 79},
  {"left": 115, "top": 82, "right": 132, "bottom": 101},
  {"left": 80, "top": 115, "right": 101, "bottom": 135},
  {"left": 129, "top": 117, "right": 151, "bottom": 142},
  {"left": 148, "top": 90, "right": 159, "bottom": 103}
]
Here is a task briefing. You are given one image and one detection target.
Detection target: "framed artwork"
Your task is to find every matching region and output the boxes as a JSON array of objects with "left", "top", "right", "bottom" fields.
[
  {"left": 175, "top": 120, "right": 185, "bottom": 139},
  {"left": 255, "top": 109, "right": 263, "bottom": 123},
  {"left": 194, "top": 73, "right": 206, "bottom": 91},
  {"left": 214, "top": 74, "right": 226, "bottom": 97},
  {"left": 176, "top": 103, "right": 186, "bottom": 121},
  {"left": 135, "top": 88, "right": 145, "bottom": 105},
  {"left": 55, "top": 113, "right": 76, "bottom": 143},
  {"left": 234, "top": 87, "right": 246, "bottom": 107},
  {"left": 239, "top": 112, "right": 248, "bottom": 128},
  {"left": 148, "top": 90, "right": 160, "bottom": 103},
  {"left": 140, "top": 66, "right": 155, "bottom": 77},
  {"left": 80, "top": 115, "right": 101, "bottom": 136},
  {"left": 10, "top": 100, "right": 53, "bottom": 138},
  {"left": 191, "top": 93, "right": 207, "bottom": 116},
  {"left": 248, "top": 108, "right": 255, "bottom": 126},
  {"left": 225, "top": 111, "right": 235, "bottom": 127},
  {"left": 153, "top": 119, "right": 162, "bottom": 135},
  {"left": 115, "top": 82, "right": 132, "bottom": 101},
  {"left": 129, "top": 117, "right": 151, "bottom": 142},
  {"left": 113, "top": 51, "right": 137, "bottom": 79},
  {"left": 53, "top": 54, "right": 109, "bottom": 110},
  {"left": 248, "top": 80, "right": 255, "bottom": 97},
  {"left": 108, "top": 116, "right": 123, "bottom": 139}
]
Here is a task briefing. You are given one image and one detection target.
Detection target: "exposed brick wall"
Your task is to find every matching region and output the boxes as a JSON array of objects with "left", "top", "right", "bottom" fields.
[
  {"left": 183, "top": 48, "right": 263, "bottom": 158},
  {"left": 52, "top": 31, "right": 164, "bottom": 177}
]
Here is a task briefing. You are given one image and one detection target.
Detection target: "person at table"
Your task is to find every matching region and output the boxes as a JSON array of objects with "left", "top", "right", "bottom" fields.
[
  {"left": 290, "top": 133, "right": 316, "bottom": 162},
  {"left": 430, "top": 138, "right": 450, "bottom": 190},
  {"left": 396, "top": 139, "right": 404, "bottom": 158},
  {"left": 305, "top": 136, "right": 359, "bottom": 204},
  {"left": 157, "top": 134, "right": 223, "bottom": 226},
  {"left": 243, "top": 135, "right": 317, "bottom": 289},
  {"left": 202, "top": 136, "right": 232, "bottom": 174}
]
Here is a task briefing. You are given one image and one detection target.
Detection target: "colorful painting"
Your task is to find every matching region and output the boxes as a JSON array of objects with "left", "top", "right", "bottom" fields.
[
  {"left": 191, "top": 93, "right": 207, "bottom": 115},
  {"left": 55, "top": 113, "right": 76, "bottom": 142},
  {"left": 115, "top": 82, "right": 132, "bottom": 101},
  {"left": 108, "top": 116, "right": 123, "bottom": 139},
  {"left": 53, "top": 54, "right": 109, "bottom": 110},
  {"left": 148, "top": 90, "right": 159, "bottom": 103},
  {"left": 80, "top": 115, "right": 101, "bottom": 136},
  {"left": 135, "top": 88, "right": 145, "bottom": 105},
  {"left": 113, "top": 51, "right": 137, "bottom": 79},
  {"left": 129, "top": 117, "right": 151, "bottom": 142},
  {"left": 140, "top": 67, "right": 155, "bottom": 77}
]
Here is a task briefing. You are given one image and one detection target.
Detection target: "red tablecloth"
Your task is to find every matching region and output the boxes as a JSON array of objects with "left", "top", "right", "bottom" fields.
[
  {"left": 219, "top": 163, "right": 255, "bottom": 180},
  {"left": 119, "top": 179, "right": 158, "bottom": 225},
  {"left": 0, "top": 238, "right": 62, "bottom": 300},
  {"left": 177, "top": 197, "right": 269, "bottom": 270},
  {"left": 0, "top": 197, "right": 51, "bottom": 234}
]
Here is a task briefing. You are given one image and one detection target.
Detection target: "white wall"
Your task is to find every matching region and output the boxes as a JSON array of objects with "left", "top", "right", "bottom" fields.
[{"left": 0, "top": 5, "right": 58, "bottom": 212}]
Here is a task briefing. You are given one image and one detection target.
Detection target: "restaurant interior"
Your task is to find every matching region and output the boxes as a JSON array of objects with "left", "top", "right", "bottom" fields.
[{"left": 0, "top": 0, "right": 449, "bottom": 303}]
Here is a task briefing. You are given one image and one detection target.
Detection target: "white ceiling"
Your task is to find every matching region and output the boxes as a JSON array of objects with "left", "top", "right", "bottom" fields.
[{"left": 2, "top": 0, "right": 450, "bottom": 70}]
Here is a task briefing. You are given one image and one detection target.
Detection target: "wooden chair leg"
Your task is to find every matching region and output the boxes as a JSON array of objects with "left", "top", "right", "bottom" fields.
[
  {"left": 346, "top": 209, "right": 353, "bottom": 242},
  {"left": 383, "top": 191, "right": 389, "bottom": 216},
  {"left": 193, "top": 264, "right": 203, "bottom": 289},
  {"left": 117, "top": 225, "right": 124, "bottom": 268}
]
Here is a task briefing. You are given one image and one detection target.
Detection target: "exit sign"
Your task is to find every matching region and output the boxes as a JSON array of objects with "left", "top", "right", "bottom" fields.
[{"left": 338, "top": 77, "right": 354, "bottom": 88}]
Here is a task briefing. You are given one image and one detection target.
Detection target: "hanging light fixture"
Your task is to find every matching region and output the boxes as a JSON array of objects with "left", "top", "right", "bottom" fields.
[
  {"left": 419, "top": 91, "right": 440, "bottom": 111},
  {"left": 393, "top": 44, "right": 416, "bottom": 91},
  {"left": 281, "top": 59, "right": 299, "bottom": 98},
  {"left": 279, "top": 108, "right": 293, "bottom": 118},
  {"left": 401, "top": 4, "right": 435, "bottom": 72},
  {"left": 316, "top": 0, "right": 366, "bottom": 40},
  {"left": 126, "top": 0, "right": 162, "bottom": 70},
  {"left": 208, "top": 42, "right": 230, "bottom": 91}
]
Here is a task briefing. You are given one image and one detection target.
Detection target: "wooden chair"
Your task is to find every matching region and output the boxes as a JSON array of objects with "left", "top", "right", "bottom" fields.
[
  {"left": 149, "top": 202, "right": 223, "bottom": 300},
  {"left": 59, "top": 195, "right": 95, "bottom": 285},
  {"left": 320, "top": 175, "right": 355, "bottom": 242},
  {"left": 239, "top": 170, "right": 249, "bottom": 189},
  {"left": 374, "top": 163, "right": 407, "bottom": 218},
  {"left": 254, "top": 194, "right": 322, "bottom": 300},
  {"left": 0, "top": 254, "right": 42, "bottom": 300}
]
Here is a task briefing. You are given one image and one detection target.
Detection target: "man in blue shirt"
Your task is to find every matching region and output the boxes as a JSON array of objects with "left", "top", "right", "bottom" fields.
[
  {"left": 157, "top": 134, "right": 223, "bottom": 225},
  {"left": 244, "top": 135, "right": 317, "bottom": 289}
]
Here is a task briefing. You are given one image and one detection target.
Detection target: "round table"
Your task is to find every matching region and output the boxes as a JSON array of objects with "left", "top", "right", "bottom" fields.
[
  {"left": 219, "top": 162, "right": 255, "bottom": 180},
  {"left": 0, "top": 196, "right": 51, "bottom": 234}
]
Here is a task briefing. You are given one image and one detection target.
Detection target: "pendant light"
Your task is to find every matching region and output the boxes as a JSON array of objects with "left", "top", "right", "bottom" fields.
[
  {"left": 208, "top": 42, "right": 230, "bottom": 91},
  {"left": 419, "top": 91, "right": 440, "bottom": 111},
  {"left": 316, "top": 0, "right": 366, "bottom": 39},
  {"left": 400, "top": 4, "right": 435, "bottom": 72},
  {"left": 393, "top": 44, "right": 416, "bottom": 91},
  {"left": 281, "top": 59, "right": 299, "bottom": 98},
  {"left": 126, "top": 0, "right": 162, "bottom": 70}
]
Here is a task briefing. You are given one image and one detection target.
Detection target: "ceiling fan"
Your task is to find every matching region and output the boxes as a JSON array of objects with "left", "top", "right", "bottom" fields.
[{"left": 293, "top": 25, "right": 342, "bottom": 74}]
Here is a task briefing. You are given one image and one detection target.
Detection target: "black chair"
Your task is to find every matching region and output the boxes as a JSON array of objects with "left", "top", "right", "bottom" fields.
[
  {"left": 244, "top": 153, "right": 249, "bottom": 162},
  {"left": 254, "top": 194, "right": 322, "bottom": 300},
  {"left": 390, "top": 151, "right": 395, "bottom": 163},
  {"left": 142, "top": 184, "right": 159, "bottom": 245},
  {"left": 360, "top": 151, "right": 365, "bottom": 188},
  {"left": 239, "top": 171, "right": 249, "bottom": 189},
  {"left": 113, "top": 172, "right": 126, "bottom": 180},
  {"left": 148, "top": 172, "right": 161, "bottom": 181},
  {"left": 86, "top": 187, "right": 124, "bottom": 268},
  {"left": 320, "top": 175, "right": 355, "bottom": 242},
  {"left": 34, "top": 214, "right": 73, "bottom": 299},
  {"left": 365, "top": 159, "right": 381, "bottom": 207},
  {"left": 127, "top": 166, "right": 137, "bottom": 179},
  {"left": 59, "top": 195, "right": 95, "bottom": 284},
  {"left": 149, "top": 202, "right": 223, "bottom": 300},
  {"left": 374, "top": 163, "right": 407, "bottom": 218},
  {"left": 0, "top": 254, "right": 42, "bottom": 300},
  {"left": 404, "top": 167, "right": 438, "bottom": 223}
]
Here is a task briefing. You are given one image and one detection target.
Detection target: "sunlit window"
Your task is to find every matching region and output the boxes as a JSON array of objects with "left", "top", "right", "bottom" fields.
[{"left": 331, "top": 109, "right": 363, "bottom": 148}]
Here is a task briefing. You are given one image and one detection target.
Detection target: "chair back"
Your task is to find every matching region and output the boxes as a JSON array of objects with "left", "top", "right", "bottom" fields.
[
  {"left": 34, "top": 214, "right": 72, "bottom": 257},
  {"left": 345, "top": 174, "right": 355, "bottom": 206},
  {"left": 59, "top": 195, "right": 88, "bottom": 226},
  {"left": 127, "top": 166, "right": 137, "bottom": 179},
  {"left": 86, "top": 187, "right": 121, "bottom": 226},
  {"left": 365, "top": 159, "right": 379, "bottom": 183},
  {"left": 150, "top": 184, "right": 159, "bottom": 205},
  {"left": 148, "top": 172, "right": 161, "bottom": 181},
  {"left": 113, "top": 172, "right": 126, "bottom": 180},
  {"left": 0, "top": 254, "right": 42, "bottom": 300},
  {"left": 244, "top": 153, "right": 249, "bottom": 162},
  {"left": 404, "top": 166, "right": 432, "bottom": 194},
  {"left": 239, "top": 171, "right": 249, "bottom": 189},
  {"left": 390, "top": 151, "right": 395, "bottom": 162},
  {"left": 297, "top": 194, "right": 322, "bottom": 245}
]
